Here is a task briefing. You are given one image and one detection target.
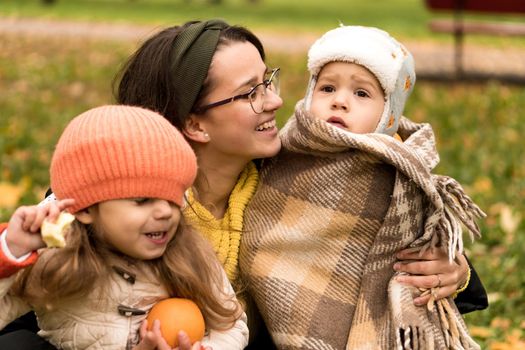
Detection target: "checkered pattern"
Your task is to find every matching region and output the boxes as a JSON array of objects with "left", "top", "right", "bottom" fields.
[{"left": 240, "top": 101, "right": 483, "bottom": 349}]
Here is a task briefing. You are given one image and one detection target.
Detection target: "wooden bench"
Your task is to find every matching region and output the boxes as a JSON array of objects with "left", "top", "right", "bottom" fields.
[{"left": 425, "top": 0, "right": 525, "bottom": 79}]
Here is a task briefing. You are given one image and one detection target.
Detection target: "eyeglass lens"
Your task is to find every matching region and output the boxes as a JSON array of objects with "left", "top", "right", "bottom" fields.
[{"left": 248, "top": 69, "right": 280, "bottom": 114}]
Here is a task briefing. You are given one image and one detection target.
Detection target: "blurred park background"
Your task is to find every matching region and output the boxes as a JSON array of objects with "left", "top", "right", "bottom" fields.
[{"left": 1, "top": 0, "right": 524, "bottom": 348}]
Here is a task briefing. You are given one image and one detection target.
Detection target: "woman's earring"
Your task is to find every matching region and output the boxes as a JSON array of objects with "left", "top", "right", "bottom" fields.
[{"left": 203, "top": 132, "right": 209, "bottom": 140}]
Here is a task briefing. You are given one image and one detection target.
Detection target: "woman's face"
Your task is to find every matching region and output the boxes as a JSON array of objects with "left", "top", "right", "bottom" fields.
[{"left": 193, "top": 41, "right": 283, "bottom": 163}]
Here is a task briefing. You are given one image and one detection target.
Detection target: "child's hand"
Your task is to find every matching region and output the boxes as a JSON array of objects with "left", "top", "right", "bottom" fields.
[
  {"left": 134, "top": 319, "right": 171, "bottom": 350},
  {"left": 175, "top": 330, "right": 210, "bottom": 350},
  {"left": 6, "top": 199, "right": 74, "bottom": 258},
  {"left": 135, "top": 320, "right": 209, "bottom": 350}
]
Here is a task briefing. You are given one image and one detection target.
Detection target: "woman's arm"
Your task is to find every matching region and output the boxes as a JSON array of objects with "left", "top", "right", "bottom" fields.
[
  {"left": 453, "top": 256, "right": 489, "bottom": 314},
  {"left": 393, "top": 248, "right": 488, "bottom": 313}
]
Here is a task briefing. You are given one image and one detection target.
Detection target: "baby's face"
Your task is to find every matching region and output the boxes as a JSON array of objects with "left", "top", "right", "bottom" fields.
[{"left": 310, "top": 62, "right": 385, "bottom": 134}]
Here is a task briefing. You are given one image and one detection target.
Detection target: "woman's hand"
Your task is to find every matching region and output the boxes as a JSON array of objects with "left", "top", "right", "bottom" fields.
[
  {"left": 134, "top": 320, "right": 210, "bottom": 350},
  {"left": 393, "top": 247, "right": 469, "bottom": 306},
  {"left": 6, "top": 199, "right": 74, "bottom": 258}
]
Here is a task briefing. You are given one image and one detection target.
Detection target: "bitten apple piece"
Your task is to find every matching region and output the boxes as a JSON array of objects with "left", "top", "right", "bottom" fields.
[{"left": 41, "top": 212, "right": 75, "bottom": 248}]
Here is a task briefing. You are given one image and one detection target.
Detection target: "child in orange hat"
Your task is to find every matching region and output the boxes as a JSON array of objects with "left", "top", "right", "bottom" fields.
[{"left": 0, "top": 105, "right": 248, "bottom": 350}]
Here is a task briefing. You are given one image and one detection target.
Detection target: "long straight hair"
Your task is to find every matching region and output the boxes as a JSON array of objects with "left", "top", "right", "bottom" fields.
[{"left": 13, "top": 215, "right": 242, "bottom": 330}]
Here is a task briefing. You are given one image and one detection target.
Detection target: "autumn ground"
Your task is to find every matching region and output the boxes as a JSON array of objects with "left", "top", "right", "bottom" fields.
[{"left": 1, "top": 16, "right": 525, "bottom": 79}]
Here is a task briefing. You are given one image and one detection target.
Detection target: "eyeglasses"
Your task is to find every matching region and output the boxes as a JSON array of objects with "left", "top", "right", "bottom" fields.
[{"left": 194, "top": 68, "right": 280, "bottom": 114}]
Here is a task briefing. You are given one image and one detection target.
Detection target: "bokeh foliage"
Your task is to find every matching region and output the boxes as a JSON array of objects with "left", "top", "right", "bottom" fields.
[{"left": 3, "top": 0, "right": 525, "bottom": 47}]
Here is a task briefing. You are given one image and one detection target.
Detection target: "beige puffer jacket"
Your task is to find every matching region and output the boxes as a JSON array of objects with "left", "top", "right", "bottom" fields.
[{"left": 0, "top": 250, "right": 248, "bottom": 350}]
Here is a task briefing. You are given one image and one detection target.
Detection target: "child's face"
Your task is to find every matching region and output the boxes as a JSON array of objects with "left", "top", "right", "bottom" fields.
[
  {"left": 310, "top": 62, "right": 385, "bottom": 134},
  {"left": 87, "top": 198, "right": 181, "bottom": 260}
]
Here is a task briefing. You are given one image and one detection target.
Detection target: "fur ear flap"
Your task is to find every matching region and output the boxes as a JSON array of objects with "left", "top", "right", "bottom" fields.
[{"left": 183, "top": 115, "right": 210, "bottom": 143}]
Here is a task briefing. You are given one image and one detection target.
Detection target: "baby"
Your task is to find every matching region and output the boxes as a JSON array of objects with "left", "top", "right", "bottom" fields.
[
  {"left": 304, "top": 25, "right": 413, "bottom": 137},
  {"left": 241, "top": 25, "right": 483, "bottom": 350}
]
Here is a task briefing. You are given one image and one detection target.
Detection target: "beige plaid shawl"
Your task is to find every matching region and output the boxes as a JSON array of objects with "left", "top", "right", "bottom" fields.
[{"left": 240, "top": 101, "right": 483, "bottom": 349}]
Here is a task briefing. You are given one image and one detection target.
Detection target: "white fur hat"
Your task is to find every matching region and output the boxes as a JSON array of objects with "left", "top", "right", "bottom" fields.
[{"left": 304, "top": 25, "right": 416, "bottom": 135}]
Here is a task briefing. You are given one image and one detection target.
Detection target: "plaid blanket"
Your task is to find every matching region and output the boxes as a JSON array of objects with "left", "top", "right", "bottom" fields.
[{"left": 240, "top": 101, "right": 483, "bottom": 349}]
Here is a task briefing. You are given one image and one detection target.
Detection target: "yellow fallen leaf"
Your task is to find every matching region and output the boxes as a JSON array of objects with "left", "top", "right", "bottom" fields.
[
  {"left": 491, "top": 329, "right": 525, "bottom": 350},
  {"left": 487, "top": 292, "right": 502, "bottom": 303},
  {"left": 491, "top": 340, "right": 525, "bottom": 350},
  {"left": 500, "top": 205, "right": 521, "bottom": 236},
  {"left": 469, "top": 326, "right": 493, "bottom": 339},
  {"left": 473, "top": 176, "right": 493, "bottom": 193},
  {"left": 491, "top": 317, "right": 511, "bottom": 330},
  {"left": 491, "top": 343, "right": 516, "bottom": 350},
  {"left": 0, "top": 181, "right": 27, "bottom": 207}
]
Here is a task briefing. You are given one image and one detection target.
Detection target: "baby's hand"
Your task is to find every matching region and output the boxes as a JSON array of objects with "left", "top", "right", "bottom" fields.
[{"left": 6, "top": 199, "right": 74, "bottom": 258}]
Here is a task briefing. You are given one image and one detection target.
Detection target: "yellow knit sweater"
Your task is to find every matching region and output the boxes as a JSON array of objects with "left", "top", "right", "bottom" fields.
[{"left": 183, "top": 162, "right": 259, "bottom": 283}]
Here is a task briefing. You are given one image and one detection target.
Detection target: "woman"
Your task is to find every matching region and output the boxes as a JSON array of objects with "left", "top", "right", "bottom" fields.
[
  {"left": 114, "top": 19, "right": 487, "bottom": 346},
  {"left": 0, "top": 19, "right": 486, "bottom": 349}
]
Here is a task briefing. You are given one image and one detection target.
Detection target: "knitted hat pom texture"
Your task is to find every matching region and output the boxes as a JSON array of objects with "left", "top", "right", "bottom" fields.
[
  {"left": 304, "top": 25, "right": 416, "bottom": 136},
  {"left": 50, "top": 105, "right": 197, "bottom": 213}
]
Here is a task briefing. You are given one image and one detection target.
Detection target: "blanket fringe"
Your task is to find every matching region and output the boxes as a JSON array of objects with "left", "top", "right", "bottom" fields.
[
  {"left": 390, "top": 277, "right": 436, "bottom": 350},
  {"left": 436, "top": 298, "right": 480, "bottom": 350},
  {"left": 395, "top": 325, "right": 433, "bottom": 350},
  {"left": 390, "top": 278, "right": 478, "bottom": 350},
  {"left": 433, "top": 175, "right": 486, "bottom": 260},
  {"left": 398, "top": 176, "right": 485, "bottom": 349}
]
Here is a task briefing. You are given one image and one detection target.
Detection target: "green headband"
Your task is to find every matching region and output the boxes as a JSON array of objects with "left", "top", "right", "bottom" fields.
[{"left": 171, "top": 19, "right": 230, "bottom": 120}]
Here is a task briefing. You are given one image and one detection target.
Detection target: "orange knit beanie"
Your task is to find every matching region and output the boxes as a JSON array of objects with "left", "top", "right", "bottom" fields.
[{"left": 50, "top": 105, "right": 197, "bottom": 213}]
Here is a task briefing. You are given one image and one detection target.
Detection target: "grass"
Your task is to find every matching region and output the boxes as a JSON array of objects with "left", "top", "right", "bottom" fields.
[
  {"left": 1, "top": 0, "right": 435, "bottom": 33},
  {"left": 3, "top": 0, "right": 525, "bottom": 46},
  {"left": 1, "top": 1, "right": 524, "bottom": 348}
]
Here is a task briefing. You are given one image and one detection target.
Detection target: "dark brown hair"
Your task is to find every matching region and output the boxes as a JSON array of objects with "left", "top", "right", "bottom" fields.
[{"left": 114, "top": 20, "right": 265, "bottom": 131}]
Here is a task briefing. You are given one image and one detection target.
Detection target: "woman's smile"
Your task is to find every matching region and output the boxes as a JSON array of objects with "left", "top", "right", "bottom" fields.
[{"left": 255, "top": 118, "right": 276, "bottom": 132}]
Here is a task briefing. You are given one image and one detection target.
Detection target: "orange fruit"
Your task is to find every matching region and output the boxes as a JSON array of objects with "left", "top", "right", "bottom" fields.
[{"left": 147, "top": 298, "right": 205, "bottom": 347}]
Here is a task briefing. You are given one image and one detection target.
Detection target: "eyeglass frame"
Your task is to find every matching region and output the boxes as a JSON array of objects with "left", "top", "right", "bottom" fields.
[{"left": 193, "top": 68, "right": 280, "bottom": 114}]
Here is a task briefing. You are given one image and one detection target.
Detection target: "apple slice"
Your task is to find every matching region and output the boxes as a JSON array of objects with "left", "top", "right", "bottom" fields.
[{"left": 41, "top": 212, "right": 75, "bottom": 248}]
